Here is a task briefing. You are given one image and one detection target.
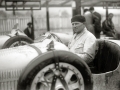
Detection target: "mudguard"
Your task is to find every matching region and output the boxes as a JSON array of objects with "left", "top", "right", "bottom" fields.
[{"left": 2, "top": 35, "right": 33, "bottom": 49}]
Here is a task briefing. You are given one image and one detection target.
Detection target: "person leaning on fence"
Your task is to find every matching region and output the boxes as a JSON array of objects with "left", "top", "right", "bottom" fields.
[
  {"left": 68, "top": 15, "right": 97, "bottom": 64},
  {"left": 102, "top": 13, "right": 117, "bottom": 39},
  {"left": 24, "top": 22, "right": 34, "bottom": 40}
]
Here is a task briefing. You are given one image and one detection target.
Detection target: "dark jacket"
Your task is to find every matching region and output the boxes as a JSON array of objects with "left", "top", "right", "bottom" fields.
[
  {"left": 92, "top": 11, "right": 102, "bottom": 33},
  {"left": 102, "top": 19, "right": 114, "bottom": 32},
  {"left": 102, "top": 19, "right": 116, "bottom": 37},
  {"left": 24, "top": 27, "right": 34, "bottom": 40}
]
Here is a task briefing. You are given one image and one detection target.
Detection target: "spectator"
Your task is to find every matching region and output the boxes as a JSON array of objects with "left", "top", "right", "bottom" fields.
[
  {"left": 24, "top": 22, "right": 34, "bottom": 40},
  {"left": 68, "top": 15, "right": 97, "bottom": 64},
  {"left": 89, "top": 7, "right": 102, "bottom": 38},
  {"left": 84, "top": 8, "right": 89, "bottom": 13},
  {"left": 102, "top": 13, "right": 117, "bottom": 38},
  {"left": 84, "top": 8, "right": 95, "bottom": 35}
]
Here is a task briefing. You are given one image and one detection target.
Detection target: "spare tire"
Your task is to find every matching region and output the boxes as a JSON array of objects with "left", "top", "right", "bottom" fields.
[
  {"left": 2, "top": 35, "right": 33, "bottom": 49},
  {"left": 17, "top": 50, "right": 93, "bottom": 90}
]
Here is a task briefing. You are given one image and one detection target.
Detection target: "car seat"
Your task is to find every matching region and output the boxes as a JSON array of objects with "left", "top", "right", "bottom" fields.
[{"left": 91, "top": 39, "right": 120, "bottom": 73}]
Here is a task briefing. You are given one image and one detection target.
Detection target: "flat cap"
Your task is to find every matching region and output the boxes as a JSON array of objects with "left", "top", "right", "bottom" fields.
[
  {"left": 89, "top": 7, "right": 94, "bottom": 10},
  {"left": 27, "top": 22, "right": 32, "bottom": 25},
  {"left": 71, "top": 15, "right": 86, "bottom": 23}
]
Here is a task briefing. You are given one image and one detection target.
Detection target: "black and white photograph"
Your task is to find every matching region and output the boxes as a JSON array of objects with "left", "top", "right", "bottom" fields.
[{"left": 0, "top": 0, "right": 120, "bottom": 90}]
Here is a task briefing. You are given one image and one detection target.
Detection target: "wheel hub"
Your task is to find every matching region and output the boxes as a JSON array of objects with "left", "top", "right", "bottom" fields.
[
  {"left": 30, "top": 63, "right": 84, "bottom": 90},
  {"left": 55, "top": 81, "right": 65, "bottom": 90},
  {"left": 54, "top": 70, "right": 60, "bottom": 76}
]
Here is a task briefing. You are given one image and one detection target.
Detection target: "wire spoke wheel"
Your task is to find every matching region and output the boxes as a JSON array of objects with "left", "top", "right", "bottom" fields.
[{"left": 30, "top": 63, "right": 84, "bottom": 90}]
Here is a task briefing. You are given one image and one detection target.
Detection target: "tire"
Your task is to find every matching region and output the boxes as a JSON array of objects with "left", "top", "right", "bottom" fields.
[
  {"left": 17, "top": 50, "right": 93, "bottom": 90},
  {"left": 2, "top": 35, "right": 33, "bottom": 49}
]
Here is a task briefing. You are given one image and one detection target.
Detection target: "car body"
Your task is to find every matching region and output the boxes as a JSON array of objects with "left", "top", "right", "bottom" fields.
[
  {"left": 0, "top": 31, "right": 120, "bottom": 90},
  {"left": 0, "top": 30, "right": 71, "bottom": 49}
]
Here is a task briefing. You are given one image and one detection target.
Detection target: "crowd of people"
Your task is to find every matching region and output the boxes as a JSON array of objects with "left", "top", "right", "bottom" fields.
[{"left": 84, "top": 7, "right": 116, "bottom": 39}]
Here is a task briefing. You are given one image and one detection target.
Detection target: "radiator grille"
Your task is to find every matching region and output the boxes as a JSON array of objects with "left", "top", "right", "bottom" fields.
[{"left": 0, "top": 69, "right": 23, "bottom": 90}]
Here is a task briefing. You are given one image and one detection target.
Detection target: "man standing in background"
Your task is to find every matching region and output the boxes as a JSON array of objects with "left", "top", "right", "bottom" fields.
[
  {"left": 89, "top": 7, "right": 102, "bottom": 38},
  {"left": 24, "top": 22, "right": 34, "bottom": 40},
  {"left": 84, "top": 8, "right": 95, "bottom": 35}
]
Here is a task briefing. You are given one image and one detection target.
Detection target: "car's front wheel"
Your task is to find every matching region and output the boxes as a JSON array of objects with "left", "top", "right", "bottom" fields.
[{"left": 17, "top": 50, "right": 93, "bottom": 90}]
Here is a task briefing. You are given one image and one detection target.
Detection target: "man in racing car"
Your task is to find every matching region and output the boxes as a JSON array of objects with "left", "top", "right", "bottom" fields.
[{"left": 68, "top": 15, "right": 97, "bottom": 64}]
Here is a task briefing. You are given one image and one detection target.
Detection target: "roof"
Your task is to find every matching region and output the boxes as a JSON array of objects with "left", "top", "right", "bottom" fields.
[{"left": 0, "top": 0, "right": 119, "bottom": 10}]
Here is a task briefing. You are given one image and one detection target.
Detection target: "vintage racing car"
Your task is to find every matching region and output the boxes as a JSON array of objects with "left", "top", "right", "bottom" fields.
[
  {"left": 0, "top": 34, "right": 120, "bottom": 90},
  {"left": 0, "top": 24, "right": 33, "bottom": 49},
  {"left": 0, "top": 24, "right": 72, "bottom": 49}
]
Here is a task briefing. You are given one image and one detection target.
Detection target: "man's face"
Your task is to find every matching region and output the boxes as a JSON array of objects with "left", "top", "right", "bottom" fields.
[
  {"left": 28, "top": 24, "right": 32, "bottom": 28},
  {"left": 72, "top": 22, "right": 85, "bottom": 34},
  {"left": 108, "top": 14, "right": 113, "bottom": 19}
]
